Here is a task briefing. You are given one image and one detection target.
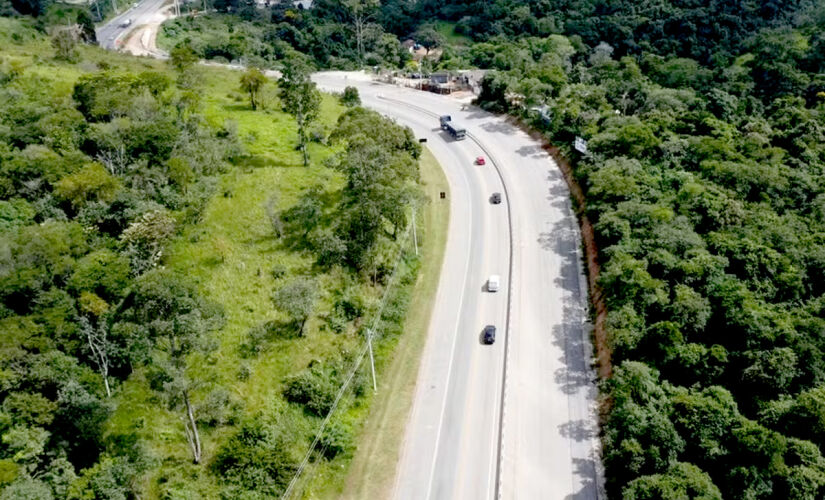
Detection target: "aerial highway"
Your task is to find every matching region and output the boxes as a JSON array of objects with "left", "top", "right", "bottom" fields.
[
  {"left": 95, "top": 0, "right": 169, "bottom": 50},
  {"left": 314, "top": 73, "right": 603, "bottom": 499}
]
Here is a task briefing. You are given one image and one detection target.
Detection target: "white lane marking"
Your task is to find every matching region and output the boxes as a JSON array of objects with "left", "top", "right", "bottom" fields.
[
  {"left": 423, "top": 127, "right": 476, "bottom": 500},
  {"left": 362, "top": 91, "right": 479, "bottom": 499}
]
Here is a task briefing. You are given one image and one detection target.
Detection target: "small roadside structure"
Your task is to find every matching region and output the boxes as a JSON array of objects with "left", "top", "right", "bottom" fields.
[
  {"left": 401, "top": 39, "right": 416, "bottom": 53},
  {"left": 530, "top": 104, "right": 552, "bottom": 124}
]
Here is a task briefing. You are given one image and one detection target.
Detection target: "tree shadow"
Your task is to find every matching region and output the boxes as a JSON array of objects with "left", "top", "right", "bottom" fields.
[
  {"left": 222, "top": 103, "right": 253, "bottom": 112},
  {"left": 559, "top": 419, "right": 597, "bottom": 442},
  {"left": 464, "top": 109, "right": 489, "bottom": 120},
  {"left": 236, "top": 155, "right": 277, "bottom": 170},
  {"left": 537, "top": 202, "right": 595, "bottom": 397},
  {"left": 515, "top": 144, "right": 546, "bottom": 158},
  {"left": 200, "top": 255, "right": 225, "bottom": 268},
  {"left": 564, "top": 457, "right": 601, "bottom": 500},
  {"left": 480, "top": 120, "right": 518, "bottom": 135},
  {"left": 546, "top": 170, "right": 574, "bottom": 211}
]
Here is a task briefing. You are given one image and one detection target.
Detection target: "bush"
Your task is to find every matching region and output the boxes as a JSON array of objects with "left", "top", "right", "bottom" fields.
[
  {"left": 317, "top": 419, "right": 352, "bottom": 459},
  {"left": 240, "top": 320, "right": 298, "bottom": 357},
  {"left": 309, "top": 124, "right": 326, "bottom": 144},
  {"left": 339, "top": 86, "right": 360, "bottom": 107},
  {"left": 212, "top": 417, "right": 300, "bottom": 497},
  {"left": 282, "top": 363, "right": 339, "bottom": 417},
  {"left": 196, "top": 389, "right": 240, "bottom": 427}
]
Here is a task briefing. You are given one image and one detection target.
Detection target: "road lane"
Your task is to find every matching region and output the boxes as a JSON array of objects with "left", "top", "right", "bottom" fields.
[
  {"left": 314, "top": 73, "right": 602, "bottom": 500},
  {"left": 352, "top": 86, "right": 510, "bottom": 500},
  {"left": 96, "top": 0, "right": 169, "bottom": 50}
]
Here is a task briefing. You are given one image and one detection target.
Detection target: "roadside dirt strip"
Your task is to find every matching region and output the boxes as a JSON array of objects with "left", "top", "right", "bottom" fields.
[
  {"left": 121, "top": 4, "right": 173, "bottom": 57},
  {"left": 314, "top": 72, "right": 604, "bottom": 500}
]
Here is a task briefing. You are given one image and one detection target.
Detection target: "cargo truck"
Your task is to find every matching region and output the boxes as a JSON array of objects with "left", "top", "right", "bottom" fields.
[{"left": 439, "top": 115, "right": 466, "bottom": 140}]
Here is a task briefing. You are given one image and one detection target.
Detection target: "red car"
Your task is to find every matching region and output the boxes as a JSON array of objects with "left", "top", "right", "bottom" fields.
[{"left": 475, "top": 156, "right": 486, "bottom": 165}]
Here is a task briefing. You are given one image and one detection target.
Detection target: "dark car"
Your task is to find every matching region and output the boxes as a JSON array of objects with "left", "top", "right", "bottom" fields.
[
  {"left": 483, "top": 325, "right": 496, "bottom": 344},
  {"left": 490, "top": 192, "right": 502, "bottom": 204}
]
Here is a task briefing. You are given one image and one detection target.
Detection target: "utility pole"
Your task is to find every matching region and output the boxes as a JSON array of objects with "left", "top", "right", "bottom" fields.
[
  {"left": 367, "top": 328, "right": 377, "bottom": 392},
  {"left": 111, "top": 0, "right": 119, "bottom": 15}
]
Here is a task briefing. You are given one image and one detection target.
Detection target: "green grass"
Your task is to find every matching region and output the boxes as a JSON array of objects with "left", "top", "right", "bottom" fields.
[
  {"left": 434, "top": 20, "right": 473, "bottom": 46},
  {"left": 0, "top": 22, "right": 449, "bottom": 496},
  {"left": 101, "top": 61, "right": 354, "bottom": 497}
]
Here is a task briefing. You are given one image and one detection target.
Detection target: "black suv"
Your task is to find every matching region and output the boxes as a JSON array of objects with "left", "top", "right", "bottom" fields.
[
  {"left": 483, "top": 325, "right": 496, "bottom": 344},
  {"left": 490, "top": 192, "right": 502, "bottom": 204}
]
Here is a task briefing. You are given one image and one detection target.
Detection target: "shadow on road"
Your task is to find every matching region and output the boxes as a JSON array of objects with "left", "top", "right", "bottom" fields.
[
  {"left": 564, "top": 458, "right": 600, "bottom": 500},
  {"left": 480, "top": 120, "right": 518, "bottom": 135},
  {"left": 559, "top": 419, "right": 597, "bottom": 441},
  {"left": 546, "top": 170, "right": 574, "bottom": 211},
  {"left": 464, "top": 110, "right": 488, "bottom": 120},
  {"left": 536, "top": 167, "right": 602, "bottom": 500},
  {"left": 514, "top": 144, "right": 546, "bottom": 158}
]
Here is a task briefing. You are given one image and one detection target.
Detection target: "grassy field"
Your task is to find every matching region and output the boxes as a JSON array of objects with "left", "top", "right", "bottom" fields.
[
  {"left": 434, "top": 20, "right": 473, "bottom": 46},
  {"left": 338, "top": 149, "right": 450, "bottom": 499},
  {"left": 97, "top": 56, "right": 446, "bottom": 497},
  {"left": 100, "top": 55, "right": 354, "bottom": 497},
  {"left": 0, "top": 19, "right": 451, "bottom": 496}
]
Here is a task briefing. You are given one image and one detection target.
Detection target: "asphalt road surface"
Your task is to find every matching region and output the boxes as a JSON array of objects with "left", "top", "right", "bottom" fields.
[
  {"left": 96, "top": 0, "right": 169, "bottom": 50},
  {"left": 314, "top": 73, "right": 603, "bottom": 500}
]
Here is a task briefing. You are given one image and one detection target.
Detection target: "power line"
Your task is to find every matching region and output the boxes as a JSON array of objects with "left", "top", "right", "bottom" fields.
[{"left": 281, "top": 222, "right": 415, "bottom": 499}]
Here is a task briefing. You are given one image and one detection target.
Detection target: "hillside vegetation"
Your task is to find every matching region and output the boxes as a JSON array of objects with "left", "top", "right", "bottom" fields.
[
  {"left": 463, "top": 2, "right": 825, "bottom": 500},
  {"left": 0, "top": 16, "right": 430, "bottom": 498}
]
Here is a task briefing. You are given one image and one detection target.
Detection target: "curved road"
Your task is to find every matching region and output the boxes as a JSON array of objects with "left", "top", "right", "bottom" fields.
[
  {"left": 93, "top": 3, "right": 602, "bottom": 495},
  {"left": 96, "top": 0, "right": 169, "bottom": 50},
  {"left": 314, "top": 73, "right": 603, "bottom": 500}
]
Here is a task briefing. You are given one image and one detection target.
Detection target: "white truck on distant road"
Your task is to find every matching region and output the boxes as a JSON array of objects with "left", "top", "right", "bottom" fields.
[{"left": 439, "top": 115, "right": 466, "bottom": 140}]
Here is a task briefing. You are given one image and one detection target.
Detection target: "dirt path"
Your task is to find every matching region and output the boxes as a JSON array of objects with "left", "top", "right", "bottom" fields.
[{"left": 122, "top": 4, "right": 174, "bottom": 57}]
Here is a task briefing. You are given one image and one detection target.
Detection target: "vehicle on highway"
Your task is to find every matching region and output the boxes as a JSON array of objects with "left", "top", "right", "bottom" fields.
[
  {"left": 119, "top": 18, "right": 132, "bottom": 27},
  {"left": 475, "top": 156, "right": 486, "bottom": 165},
  {"left": 490, "top": 192, "right": 502, "bottom": 204},
  {"left": 482, "top": 325, "right": 496, "bottom": 344},
  {"left": 439, "top": 115, "right": 466, "bottom": 141},
  {"left": 487, "top": 275, "right": 500, "bottom": 292}
]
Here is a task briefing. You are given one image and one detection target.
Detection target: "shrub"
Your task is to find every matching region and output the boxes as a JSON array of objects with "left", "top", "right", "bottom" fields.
[
  {"left": 212, "top": 417, "right": 299, "bottom": 497},
  {"left": 339, "top": 86, "right": 360, "bottom": 107},
  {"left": 282, "top": 363, "right": 339, "bottom": 417},
  {"left": 317, "top": 419, "right": 352, "bottom": 459}
]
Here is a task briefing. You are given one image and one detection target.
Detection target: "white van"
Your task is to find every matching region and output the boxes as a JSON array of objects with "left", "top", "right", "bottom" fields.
[{"left": 487, "top": 275, "right": 500, "bottom": 292}]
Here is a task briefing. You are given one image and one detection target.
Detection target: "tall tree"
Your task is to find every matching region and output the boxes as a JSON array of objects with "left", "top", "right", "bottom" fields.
[
  {"left": 279, "top": 54, "right": 321, "bottom": 167},
  {"left": 79, "top": 315, "right": 112, "bottom": 398},
  {"left": 344, "top": 0, "right": 379, "bottom": 64},
  {"left": 239, "top": 67, "right": 267, "bottom": 111},
  {"left": 120, "top": 270, "right": 223, "bottom": 464},
  {"left": 271, "top": 277, "right": 316, "bottom": 335}
]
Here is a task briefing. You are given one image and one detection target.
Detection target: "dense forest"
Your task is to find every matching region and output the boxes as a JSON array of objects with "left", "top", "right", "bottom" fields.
[
  {"left": 464, "top": 1, "right": 825, "bottom": 499},
  {"left": 0, "top": 13, "right": 425, "bottom": 498}
]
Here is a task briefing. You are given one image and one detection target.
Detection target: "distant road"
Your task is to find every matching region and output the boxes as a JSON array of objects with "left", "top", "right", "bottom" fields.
[
  {"left": 314, "top": 73, "right": 603, "bottom": 500},
  {"left": 96, "top": 0, "right": 169, "bottom": 51}
]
